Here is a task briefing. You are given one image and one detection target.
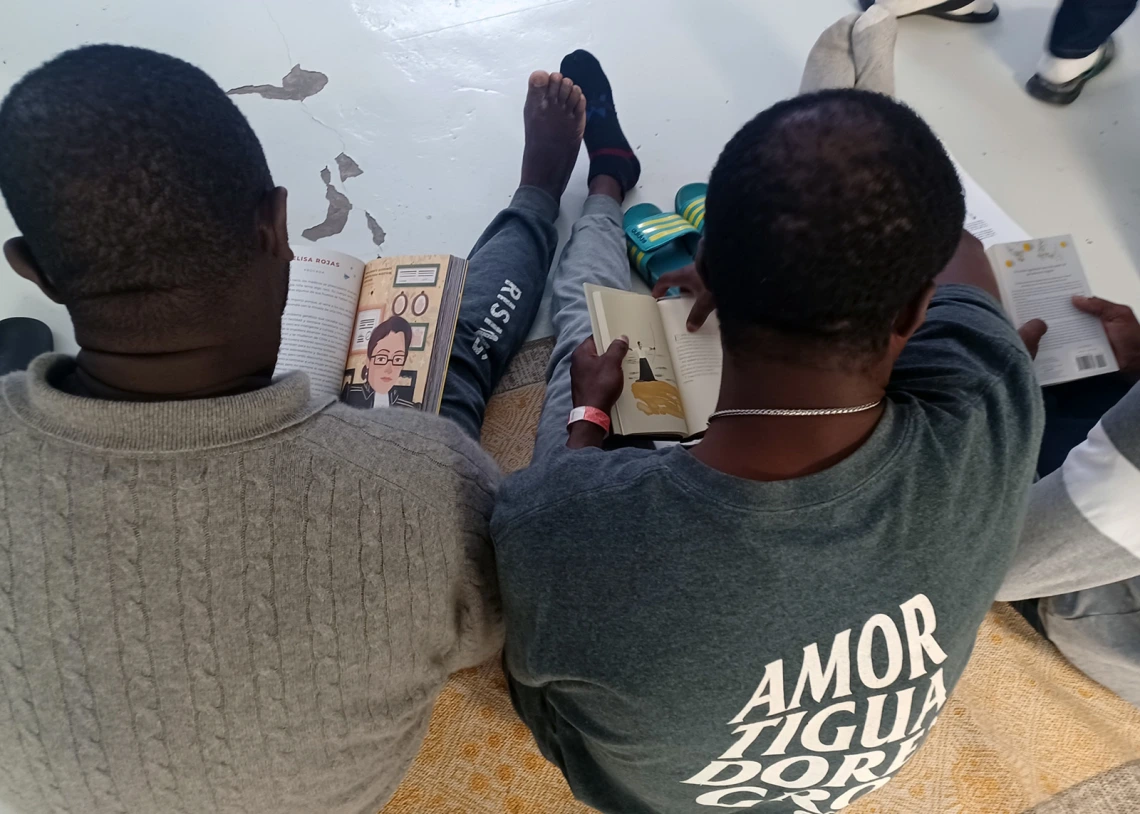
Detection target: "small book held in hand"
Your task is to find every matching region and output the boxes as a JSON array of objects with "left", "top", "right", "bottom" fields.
[
  {"left": 988, "top": 235, "right": 1119, "bottom": 386},
  {"left": 275, "top": 247, "right": 467, "bottom": 412},
  {"left": 958, "top": 163, "right": 1119, "bottom": 386}
]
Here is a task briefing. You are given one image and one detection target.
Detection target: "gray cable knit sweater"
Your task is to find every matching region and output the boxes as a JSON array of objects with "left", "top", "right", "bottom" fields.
[{"left": 0, "top": 355, "right": 503, "bottom": 814}]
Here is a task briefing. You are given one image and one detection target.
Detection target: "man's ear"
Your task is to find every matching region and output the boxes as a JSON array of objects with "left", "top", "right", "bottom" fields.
[
  {"left": 258, "top": 187, "right": 293, "bottom": 262},
  {"left": 4, "top": 237, "right": 63, "bottom": 303},
  {"left": 892, "top": 282, "right": 936, "bottom": 344}
]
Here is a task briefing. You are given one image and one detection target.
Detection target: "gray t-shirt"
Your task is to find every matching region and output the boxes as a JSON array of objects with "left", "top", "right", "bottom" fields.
[{"left": 492, "top": 286, "right": 1043, "bottom": 814}]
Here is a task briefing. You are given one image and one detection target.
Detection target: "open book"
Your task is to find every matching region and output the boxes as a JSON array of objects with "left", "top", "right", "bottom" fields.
[
  {"left": 274, "top": 247, "right": 466, "bottom": 411},
  {"left": 956, "top": 163, "right": 1119, "bottom": 386},
  {"left": 586, "top": 164, "right": 1116, "bottom": 439},
  {"left": 586, "top": 284, "right": 722, "bottom": 438}
]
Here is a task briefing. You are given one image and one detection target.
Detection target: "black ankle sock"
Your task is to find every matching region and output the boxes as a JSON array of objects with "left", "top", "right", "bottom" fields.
[{"left": 560, "top": 50, "right": 641, "bottom": 193}]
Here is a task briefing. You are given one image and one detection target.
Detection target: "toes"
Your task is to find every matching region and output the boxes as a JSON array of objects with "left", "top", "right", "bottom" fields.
[
  {"left": 557, "top": 76, "right": 574, "bottom": 104},
  {"left": 546, "top": 72, "right": 564, "bottom": 100},
  {"left": 574, "top": 90, "right": 587, "bottom": 117},
  {"left": 528, "top": 70, "right": 551, "bottom": 92},
  {"left": 567, "top": 83, "right": 583, "bottom": 109}
]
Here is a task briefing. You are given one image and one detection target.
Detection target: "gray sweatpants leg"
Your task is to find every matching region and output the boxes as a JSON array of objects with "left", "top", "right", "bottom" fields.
[
  {"left": 441, "top": 186, "right": 560, "bottom": 440},
  {"left": 1041, "top": 580, "right": 1140, "bottom": 708},
  {"left": 532, "top": 194, "right": 630, "bottom": 460}
]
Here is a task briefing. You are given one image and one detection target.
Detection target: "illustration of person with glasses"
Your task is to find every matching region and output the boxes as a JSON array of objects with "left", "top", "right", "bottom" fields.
[{"left": 341, "top": 316, "right": 417, "bottom": 409}]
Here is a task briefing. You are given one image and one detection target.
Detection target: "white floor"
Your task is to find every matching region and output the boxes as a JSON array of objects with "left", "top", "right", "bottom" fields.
[{"left": 2, "top": 0, "right": 1140, "bottom": 355}]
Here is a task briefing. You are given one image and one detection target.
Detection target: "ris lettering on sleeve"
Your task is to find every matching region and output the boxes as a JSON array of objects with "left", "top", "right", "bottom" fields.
[{"left": 472, "top": 280, "right": 523, "bottom": 360}]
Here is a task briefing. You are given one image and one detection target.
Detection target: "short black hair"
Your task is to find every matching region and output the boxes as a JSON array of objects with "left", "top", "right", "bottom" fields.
[
  {"left": 702, "top": 90, "right": 964, "bottom": 366},
  {"left": 367, "top": 316, "right": 412, "bottom": 356},
  {"left": 0, "top": 45, "right": 274, "bottom": 333}
]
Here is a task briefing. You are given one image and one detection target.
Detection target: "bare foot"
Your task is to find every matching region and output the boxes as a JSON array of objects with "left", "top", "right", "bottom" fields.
[{"left": 520, "top": 70, "right": 587, "bottom": 201}]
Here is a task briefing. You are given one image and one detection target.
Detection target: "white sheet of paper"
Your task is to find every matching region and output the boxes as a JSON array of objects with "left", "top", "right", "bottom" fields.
[
  {"left": 955, "top": 160, "right": 1030, "bottom": 248},
  {"left": 989, "top": 235, "right": 1119, "bottom": 386}
]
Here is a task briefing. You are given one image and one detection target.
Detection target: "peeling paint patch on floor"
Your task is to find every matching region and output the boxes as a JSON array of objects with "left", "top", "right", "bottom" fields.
[
  {"left": 302, "top": 169, "right": 352, "bottom": 241},
  {"left": 227, "top": 64, "right": 328, "bottom": 101},
  {"left": 365, "top": 211, "right": 386, "bottom": 249},
  {"left": 335, "top": 152, "right": 363, "bottom": 182}
]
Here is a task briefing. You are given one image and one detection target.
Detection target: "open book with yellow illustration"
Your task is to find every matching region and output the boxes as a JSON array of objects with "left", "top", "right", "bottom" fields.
[
  {"left": 275, "top": 247, "right": 466, "bottom": 412},
  {"left": 586, "top": 284, "right": 723, "bottom": 438}
]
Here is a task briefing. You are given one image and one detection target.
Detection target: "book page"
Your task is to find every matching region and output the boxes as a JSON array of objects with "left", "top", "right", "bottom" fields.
[
  {"left": 954, "top": 159, "right": 1030, "bottom": 248},
  {"left": 656, "top": 297, "right": 722, "bottom": 435},
  {"left": 586, "top": 284, "right": 689, "bottom": 438},
  {"left": 988, "top": 235, "right": 1119, "bottom": 386},
  {"left": 341, "top": 256, "right": 465, "bottom": 412},
  {"left": 275, "top": 247, "right": 366, "bottom": 398}
]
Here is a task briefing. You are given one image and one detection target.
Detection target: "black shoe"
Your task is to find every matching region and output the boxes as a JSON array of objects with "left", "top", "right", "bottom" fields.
[
  {"left": 859, "top": 0, "right": 1000, "bottom": 23},
  {"left": 0, "top": 318, "right": 53, "bottom": 376},
  {"left": 1026, "top": 39, "right": 1116, "bottom": 105}
]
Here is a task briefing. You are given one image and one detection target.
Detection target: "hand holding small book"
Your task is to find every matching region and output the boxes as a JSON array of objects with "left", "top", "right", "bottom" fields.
[
  {"left": 1017, "top": 319, "right": 1049, "bottom": 359},
  {"left": 1013, "top": 295, "right": 1140, "bottom": 385},
  {"left": 1065, "top": 297, "right": 1140, "bottom": 381}
]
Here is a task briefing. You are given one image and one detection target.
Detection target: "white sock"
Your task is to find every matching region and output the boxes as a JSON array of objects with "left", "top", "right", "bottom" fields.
[
  {"left": 800, "top": 14, "right": 858, "bottom": 93},
  {"left": 801, "top": 7, "right": 898, "bottom": 96},
  {"left": 1037, "top": 46, "right": 1104, "bottom": 84},
  {"left": 853, "top": 6, "right": 899, "bottom": 95},
  {"left": 943, "top": 0, "right": 995, "bottom": 16},
  {"left": 877, "top": 0, "right": 992, "bottom": 16}
]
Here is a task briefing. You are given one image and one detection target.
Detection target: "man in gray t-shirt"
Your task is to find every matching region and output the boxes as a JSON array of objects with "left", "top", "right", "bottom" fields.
[{"left": 493, "top": 90, "right": 1043, "bottom": 813}]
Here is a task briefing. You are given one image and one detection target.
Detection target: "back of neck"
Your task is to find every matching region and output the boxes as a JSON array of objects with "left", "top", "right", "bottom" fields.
[
  {"left": 71, "top": 344, "right": 275, "bottom": 401},
  {"left": 692, "top": 358, "right": 887, "bottom": 481}
]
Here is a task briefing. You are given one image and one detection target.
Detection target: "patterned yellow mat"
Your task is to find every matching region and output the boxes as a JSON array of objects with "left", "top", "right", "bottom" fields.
[{"left": 384, "top": 340, "right": 1140, "bottom": 814}]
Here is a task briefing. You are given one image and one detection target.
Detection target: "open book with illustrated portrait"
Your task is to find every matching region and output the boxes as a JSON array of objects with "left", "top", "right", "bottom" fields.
[{"left": 274, "top": 247, "right": 466, "bottom": 411}]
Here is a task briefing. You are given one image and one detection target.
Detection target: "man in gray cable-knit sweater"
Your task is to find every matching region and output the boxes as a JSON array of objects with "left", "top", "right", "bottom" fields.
[{"left": 0, "top": 45, "right": 588, "bottom": 813}]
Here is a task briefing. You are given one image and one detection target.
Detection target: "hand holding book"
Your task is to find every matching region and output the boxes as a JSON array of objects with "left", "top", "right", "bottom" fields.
[
  {"left": 1058, "top": 296, "right": 1140, "bottom": 382},
  {"left": 1017, "top": 319, "right": 1049, "bottom": 360},
  {"left": 987, "top": 235, "right": 1120, "bottom": 385},
  {"left": 1016, "top": 293, "right": 1140, "bottom": 384},
  {"left": 567, "top": 335, "right": 630, "bottom": 450},
  {"left": 570, "top": 335, "right": 630, "bottom": 413}
]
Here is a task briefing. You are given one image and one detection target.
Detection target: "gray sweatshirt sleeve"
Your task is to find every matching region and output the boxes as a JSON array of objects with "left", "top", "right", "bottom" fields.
[
  {"left": 439, "top": 426, "right": 507, "bottom": 673},
  {"left": 998, "top": 382, "right": 1140, "bottom": 602}
]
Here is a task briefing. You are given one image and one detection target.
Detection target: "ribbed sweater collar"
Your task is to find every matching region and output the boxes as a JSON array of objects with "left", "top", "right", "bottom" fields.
[{"left": 2, "top": 354, "right": 333, "bottom": 452}]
